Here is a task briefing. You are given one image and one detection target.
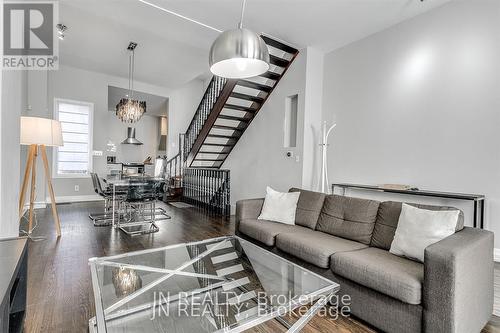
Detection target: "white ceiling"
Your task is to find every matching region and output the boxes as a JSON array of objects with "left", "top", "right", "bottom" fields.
[{"left": 58, "top": 0, "right": 452, "bottom": 89}]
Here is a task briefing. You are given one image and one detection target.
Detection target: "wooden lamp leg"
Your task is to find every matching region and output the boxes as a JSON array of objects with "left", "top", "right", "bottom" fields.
[
  {"left": 40, "top": 145, "right": 61, "bottom": 237},
  {"left": 28, "top": 145, "right": 38, "bottom": 233},
  {"left": 19, "top": 145, "right": 35, "bottom": 218}
]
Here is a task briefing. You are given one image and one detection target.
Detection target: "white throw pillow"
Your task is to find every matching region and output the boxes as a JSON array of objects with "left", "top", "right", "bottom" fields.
[
  {"left": 258, "top": 187, "right": 300, "bottom": 225},
  {"left": 389, "top": 203, "right": 459, "bottom": 262}
]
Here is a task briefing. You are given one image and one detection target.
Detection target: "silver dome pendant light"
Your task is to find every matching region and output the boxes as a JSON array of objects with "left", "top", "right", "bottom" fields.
[{"left": 209, "top": 0, "right": 270, "bottom": 79}]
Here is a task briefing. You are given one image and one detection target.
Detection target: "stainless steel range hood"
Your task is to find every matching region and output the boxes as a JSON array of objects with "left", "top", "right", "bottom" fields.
[{"left": 121, "top": 127, "right": 143, "bottom": 145}]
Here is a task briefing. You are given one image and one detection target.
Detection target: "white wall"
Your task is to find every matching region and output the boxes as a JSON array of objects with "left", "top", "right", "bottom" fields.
[
  {"left": 24, "top": 65, "right": 170, "bottom": 199},
  {"left": 167, "top": 79, "right": 204, "bottom": 158},
  {"left": 302, "top": 47, "right": 325, "bottom": 191},
  {"left": 322, "top": 1, "right": 500, "bottom": 244},
  {"left": 223, "top": 50, "right": 307, "bottom": 205},
  {"left": 1, "top": 70, "right": 26, "bottom": 238}
]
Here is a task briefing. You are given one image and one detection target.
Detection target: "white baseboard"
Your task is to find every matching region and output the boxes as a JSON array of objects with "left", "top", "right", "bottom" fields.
[
  {"left": 494, "top": 248, "right": 500, "bottom": 262},
  {"left": 23, "top": 201, "right": 47, "bottom": 210},
  {"left": 48, "top": 195, "right": 103, "bottom": 204},
  {"left": 20, "top": 195, "right": 102, "bottom": 217},
  {"left": 20, "top": 201, "right": 47, "bottom": 219}
]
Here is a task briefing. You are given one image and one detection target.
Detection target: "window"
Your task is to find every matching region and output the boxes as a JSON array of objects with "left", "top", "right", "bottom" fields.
[{"left": 53, "top": 98, "right": 93, "bottom": 177}]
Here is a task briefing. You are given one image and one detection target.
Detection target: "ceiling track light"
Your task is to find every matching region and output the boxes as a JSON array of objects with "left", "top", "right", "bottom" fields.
[{"left": 56, "top": 23, "right": 67, "bottom": 40}]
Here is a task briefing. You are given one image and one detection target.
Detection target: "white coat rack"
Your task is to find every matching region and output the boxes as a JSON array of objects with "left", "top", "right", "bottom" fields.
[{"left": 319, "top": 121, "right": 337, "bottom": 194}]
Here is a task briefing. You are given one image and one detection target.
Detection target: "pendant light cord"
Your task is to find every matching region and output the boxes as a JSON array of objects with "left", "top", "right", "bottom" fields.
[
  {"left": 238, "top": 0, "right": 246, "bottom": 29},
  {"left": 128, "top": 50, "right": 132, "bottom": 99},
  {"left": 127, "top": 49, "right": 136, "bottom": 100},
  {"left": 131, "top": 49, "right": 135, "bottom": 99}
]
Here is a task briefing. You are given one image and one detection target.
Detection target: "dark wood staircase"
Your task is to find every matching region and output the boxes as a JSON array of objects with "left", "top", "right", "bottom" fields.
[
  {"left": 163, "top": 35, "right": 298, "bottom": 214},
  {"left": 183, "top": 35, "right": 299, "bottom": 169}
]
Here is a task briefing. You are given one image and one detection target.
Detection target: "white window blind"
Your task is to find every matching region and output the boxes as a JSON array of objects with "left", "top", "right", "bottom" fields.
[{"left": 54, "top": 99, "right": 93, "bottom": 177}]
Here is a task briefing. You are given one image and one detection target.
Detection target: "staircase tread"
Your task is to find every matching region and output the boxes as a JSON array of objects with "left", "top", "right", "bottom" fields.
[
  {"left": 237, "top": 80, "right": 272, "bottom": 93},
  {"left": 224, "top": 104, "right": 258, "bottom": 112},
  {"left": 198, "top": 151, "right": 229, "bottom": 154},
  {"left": 194, "top": 158, "right": 226, "bottom": 162},
  {"left": 202, "top": 143, "right": 235, "bottom": 147},
  {"left": 207, "top": 134, "right": 240, "bottom": 139},
  {"left": 261, "top": 35, "right": 298, "bottom": 54},
  {"left": 212, "top": 124, "right": 244, "bottom": 131},
  {"left": 269, "top": 55, "right": 289, "bottom": 68},
  {"left": 189, "top": 166, "right": 220, "bottom": 169},
  {"left": 217, "top": 115, "right": 250, "bottom": 122},
  {"left": 230, "top": 92, "right": 264, "bottom": 103},
  {"left": 260, "top": 71, "right": 281, "bottom": 80}
]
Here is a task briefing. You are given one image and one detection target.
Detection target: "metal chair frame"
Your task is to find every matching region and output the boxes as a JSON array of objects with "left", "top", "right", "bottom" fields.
[
  {"left": 89, "top": 173, "right": 126, "bottom": 226},
  {"left": 116, "top": 180, "right": 170, "bottom": 236}
]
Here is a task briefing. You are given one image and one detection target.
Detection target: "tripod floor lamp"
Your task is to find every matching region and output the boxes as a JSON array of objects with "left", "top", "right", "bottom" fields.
[{"left": 19, "top": 116, "right": 63, "bottom": 237}]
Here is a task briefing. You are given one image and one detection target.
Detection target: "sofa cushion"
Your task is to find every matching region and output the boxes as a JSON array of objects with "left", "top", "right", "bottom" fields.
[
  {"left": 289, "top": 188, "right": 326, "bottom": 229},
  {"left": 316, "top": 195, "right": 380, "bottom": 245},
  {"left": 371, "top": 201, "right": 465, "bottom": 250},
  {"left": 258, "top": 187, "right": 300, "bottom": 225},
  {"left": 331, "top": 247, "right": 424, "bottom": 305},
  {"left": 239, "top": 219, "right": 309, "bottom": 246},
  {"left": 276, "top": 230, "right": 368, "bottom": 268}
]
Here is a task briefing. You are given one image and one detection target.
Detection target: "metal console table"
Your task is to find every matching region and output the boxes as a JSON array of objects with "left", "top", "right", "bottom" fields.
[{"left": 332, "top": 183, "right": 485, "bottom": 229}]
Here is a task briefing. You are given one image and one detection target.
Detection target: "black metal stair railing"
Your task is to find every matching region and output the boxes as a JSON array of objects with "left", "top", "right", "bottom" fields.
[
  {"left": 164, "top": 134, "right": 184, "bottom": 181},
  {"left": 165, "top": 153, "right": 182, "bottom": 184},
  {"left": 183, "top": 76, "right": 227, "bottom": 161},
  {"left": 182, "top": 167, "right": 230, "bottom": 218}
]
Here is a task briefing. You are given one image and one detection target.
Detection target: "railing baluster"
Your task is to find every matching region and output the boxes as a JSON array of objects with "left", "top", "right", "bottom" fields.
[{"left": 181, "top": 167, "right": 230, "bottom": 219}]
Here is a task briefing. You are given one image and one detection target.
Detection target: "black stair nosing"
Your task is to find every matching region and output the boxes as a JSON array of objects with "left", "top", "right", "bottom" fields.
[
  {"left": 202, "top": 143, "right": 234, "bottom": 147},
  {"left": 217, "top": 115, "right": 250, "bottom": 122},
  {"left": 207, "top": 134, "right": 240, "bottom": 139},
  {"left": 236, "top": 80, "right": 272, "bottom": 93},
  {"left": 230, "top": 92, "right": 264, "bottom": 103},
  {"left": 212, "top": 124, "right": 244, "bottom": 131},
  {"left": 269, "top": 55, "right": 289, "bottom": 68},
  {"left": 261, "top": 35, "right": 298, "bottom": 54},
  {"left": 224, "top": 104, "right": 258, "bottom": 112},
  {"left": 260, "top": 71, "right": 281, "bottom": 80},
  {"left": 197, "top": 151, "right": 229, "bottom": 155},
  {"left": 194, "top": 158, "right": 226, "bottom": 162},
  {"left": 189, "top": 166, "right": 220, "bottom": 169}
]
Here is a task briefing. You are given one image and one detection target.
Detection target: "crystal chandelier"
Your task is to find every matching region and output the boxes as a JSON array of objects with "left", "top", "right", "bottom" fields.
[
  {"left": 112, "top": 267, "right": 142, "bottom": 297},
  {"left": 116, "top": 42, "right": 146, "bottom": 123}
]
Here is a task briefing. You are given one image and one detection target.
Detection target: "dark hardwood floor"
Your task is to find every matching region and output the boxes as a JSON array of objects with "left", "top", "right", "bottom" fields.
[{"left": 22, "top": 201, "right": 500, "bottom": 332}]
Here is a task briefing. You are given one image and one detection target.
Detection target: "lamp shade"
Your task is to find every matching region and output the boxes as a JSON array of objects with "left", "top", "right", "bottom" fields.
[
  {"left": 20, "top": 116, "right": 63, "bottom": 147},
  {"left": 209, "top": 28, "right": 270, "bottom": 79}
]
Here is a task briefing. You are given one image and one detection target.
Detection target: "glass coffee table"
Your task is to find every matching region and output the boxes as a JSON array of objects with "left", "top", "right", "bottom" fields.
[{"left": 89, "top": 236, "right": 339, "bottom": 332}]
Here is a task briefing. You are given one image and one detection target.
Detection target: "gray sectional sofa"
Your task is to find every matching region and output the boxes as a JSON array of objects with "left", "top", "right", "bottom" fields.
[{"left": 235, "top": 188, "right": 494, "bottom": 333}]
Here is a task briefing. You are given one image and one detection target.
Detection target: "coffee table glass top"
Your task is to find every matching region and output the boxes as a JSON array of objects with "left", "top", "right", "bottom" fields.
[{"left": 89, "top": 236, "right": 338, "bottom": 332}]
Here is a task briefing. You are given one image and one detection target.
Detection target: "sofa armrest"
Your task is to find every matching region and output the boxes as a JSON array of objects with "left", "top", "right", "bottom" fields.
[
  {"left": 235, "top": 199, "right": 264, "bottom": 232},
  {"left": 423, "top": 227, "right": 493, "bottom": 333}
]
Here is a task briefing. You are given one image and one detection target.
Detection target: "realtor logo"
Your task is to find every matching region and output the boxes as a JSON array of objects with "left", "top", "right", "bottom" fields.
[{"left": 3, "top": 1, "right": 59, "bottom": 70}]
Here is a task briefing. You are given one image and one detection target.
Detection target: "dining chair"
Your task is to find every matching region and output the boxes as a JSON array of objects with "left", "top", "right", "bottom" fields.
[
  {"left": 117, "top": 179, "right": 161, "bottom": 235},
  {"left": 88, "top": 173, "right": 125, "bottom": 226}
]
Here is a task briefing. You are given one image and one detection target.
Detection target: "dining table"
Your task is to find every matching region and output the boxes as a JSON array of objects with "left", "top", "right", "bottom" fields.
[{"left": 103, "top": 174, "right": 167, "bottom": 231}]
